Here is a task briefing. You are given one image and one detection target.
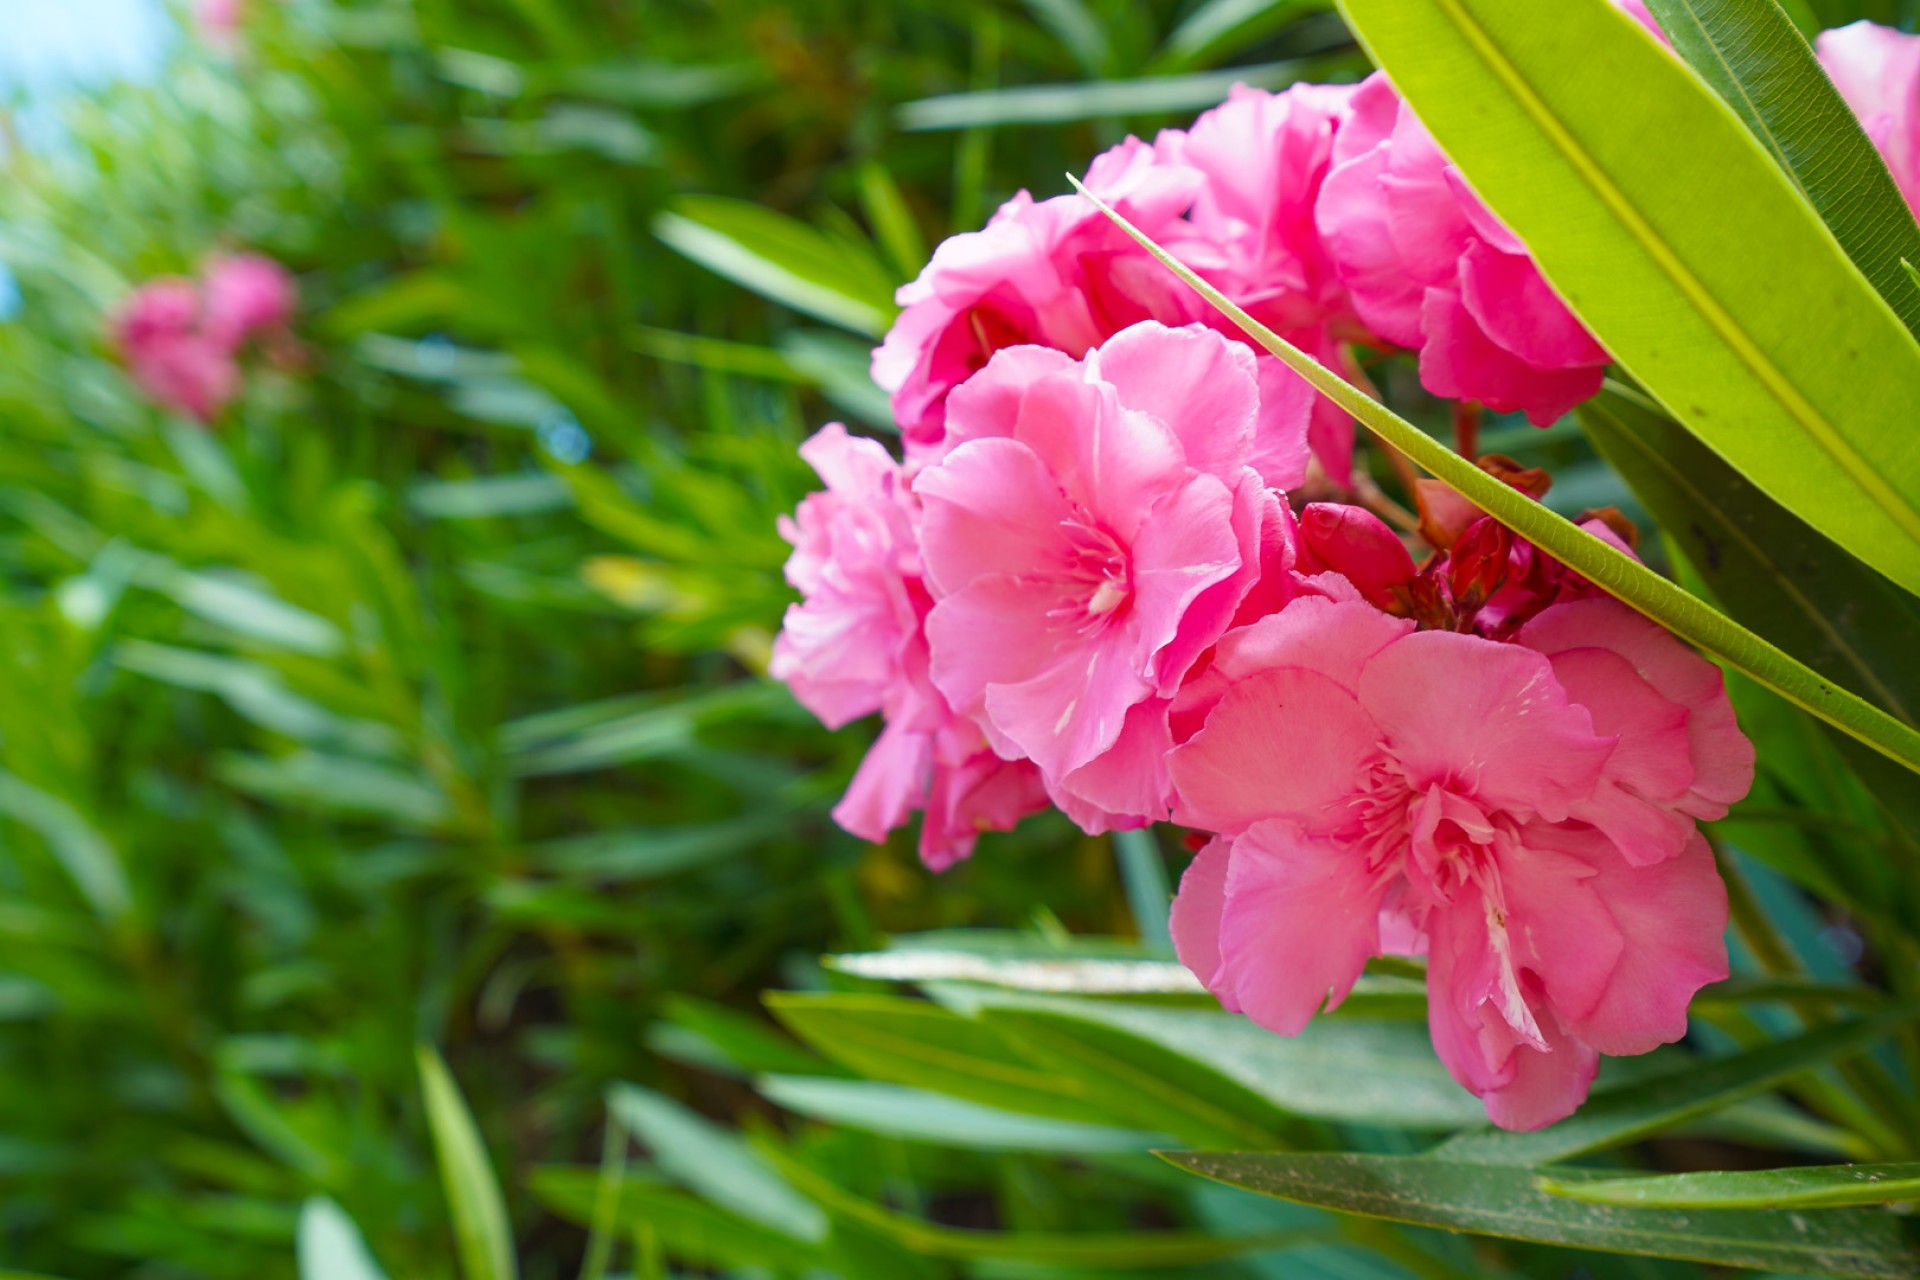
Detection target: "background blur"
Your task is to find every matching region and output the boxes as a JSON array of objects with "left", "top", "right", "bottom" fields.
[{"left": 0, "top": 1, "right": 1910, "bottom": 1277}]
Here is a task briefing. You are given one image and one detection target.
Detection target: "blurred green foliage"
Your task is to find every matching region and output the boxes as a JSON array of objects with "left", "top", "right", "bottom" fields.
[{"left": 1, "top": 1, "right": 1917, "bottom": 1278}]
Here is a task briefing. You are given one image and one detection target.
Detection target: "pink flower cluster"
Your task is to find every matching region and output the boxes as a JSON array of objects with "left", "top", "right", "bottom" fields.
[
  {"left": 775, "top": 43, "right": 1788, "bottom": 1128},
  {"left": 873, "top": 73, "right": 1622, "bottom": 483},
  {"left": 111, "top": 254, "right": 298, "bottom": 424}
]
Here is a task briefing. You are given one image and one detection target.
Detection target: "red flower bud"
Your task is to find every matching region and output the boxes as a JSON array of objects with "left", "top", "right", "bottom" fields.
[
  {"left": 1299, "top": 503, "right": 1417, "bottom": 611},
  {"left": 1448, "top": 517, "right": 1514, "bottom": 613}
]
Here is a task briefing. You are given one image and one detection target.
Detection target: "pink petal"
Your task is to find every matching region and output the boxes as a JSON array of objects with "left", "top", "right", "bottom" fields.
[
  {"left": 1089, "top": 322, "right": 1259, "bottom": 482},
  {"left": 1479, "top": 1006, "right": 1601, "bottom": 1132},
  {"left": 833, "top": 722, "right": 932, "bottom": 844},
  {"left": 1170, "top": 836, "right": 1232, "bottom": 988},
  {"left": 1053, "top": 697, "right": 1177, "bottom": 829},
  {"left": 1519, "top": 598, "right": 1754, "bottom": 820},
  {"left": 1012, "top": 371, "right": 1185, "bottom": 543},
  {"left": 1457, "top": 240, "right": 1607, "bottom": 371},
  {"left": 914, "top": 438, "right": 1074, "bottom": 597},
  {"left": 1212, "top": 819, "right": 1391, "bottom": 1034},
  {"left": 1169, "top": 666, "right": 1381, "bottom": 835},
  {"left": 1135, "top": 471, "right": 1262, "bottom": 694},
  {"left": 1559, "top": 827, "right": 1729, "bottom": 1055},
  {"left": 940, "top": 344, "right": 1080, "bottom": 455},
  {"left": 983, "top": 631, "right": 1151, "bottom": 781},
  {"left": 1357, "top": 630, "right": 1612, "bottom": 822},
  {"left": 1418, "top": 286, "right": 1604, "bottom": 425}
]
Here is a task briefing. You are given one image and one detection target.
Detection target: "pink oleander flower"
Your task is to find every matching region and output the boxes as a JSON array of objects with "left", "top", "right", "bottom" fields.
[
  {"left": 771, "top": 423, "right": 1046, "bottom": 869},
  {"left": 1818, "top": 21, "right": 1920, "bottom": 215},
  {"left": 1167, "top": 595, "right": 1745, "bottom": 1129},
  {"left": 873, "top": 140, "right": 1208, "bottom": 462},
  {"left": 203, "top": 253, "right": 298, "bottom": 352},
  {"left": 914, "top": 322, "right": 1292, "bottom": 828},
  {"left": 1156, "top": 82, "right": 1374, "bottom": 483},
  {"left": 111, "top": 278, "right": 241, "bottom": 423},
  {"left": 1317, "top": 73, "right": 1610, "bottom": 425}
]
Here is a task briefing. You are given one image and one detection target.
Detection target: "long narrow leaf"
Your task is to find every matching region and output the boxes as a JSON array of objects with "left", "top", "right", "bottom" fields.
[
  {"left": 1645, "top": 0, "right": 1920, "bottom": 341},
  {"left": 417, "top": 1046, "right": 518, "bottom": 1280},
  {"left": 1539, "top": 1161, "right": 1920, "bottom": 1209},
  {"left": 1335, "top": 0, "right": 1920, "bottom": 597},
  {"left": 1071, "top": 180, "right": 1920, "bottom": 778},
  {"left": 1165, "top": 1152, "right": 1920, "bottom": 1277},
  {"left": 1435, "top": 1007, "right": 1919, "bottom": 1165}
]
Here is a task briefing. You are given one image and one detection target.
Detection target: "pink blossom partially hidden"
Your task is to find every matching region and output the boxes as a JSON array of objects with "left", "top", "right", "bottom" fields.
[
  {"left": 1168, "top": 596, "right": 1746, "bottom": 1129},
  {"left": 203, "top": 254, "right": 298, "bottom": 351},
  {"left": 1156, "top": 82, "right": 1373, "bottom": 483},
  {"left": 771, "top": 424, "right": 1046, "bottom": 869},
  {"left": 111, "top": 279, "right": 241, "bottom": 423},
  {"left": 1818, "top": 22, "right": 1920, "bottom": 215},
  {"left": 1317, "top": 73, "right": 1609, "bottom": 425},
  {"left": 914, "top": 322, "right": 1295, "bottom": 830}
]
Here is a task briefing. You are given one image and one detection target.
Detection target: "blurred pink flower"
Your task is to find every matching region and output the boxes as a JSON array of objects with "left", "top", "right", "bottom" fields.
[
  {"left": 1167, "top": 598, "right": 1737, "bottom": 1129},
  {"left": 771, "top": 424, "right": 1045, "bottom": 869},
  {"left": 1157, "top": 82, "right": 1374, "bottom": 482},
  {"left": 1317, "top": 73, "right": 1610, "bottom": 425},
  {"left": 1818, "top": 21, "right": 1920, "bottom": 214},
  {"left": 914, "top": 323, "right": 1289, "bottom": 822},
  {"left": 111, "top": 278, "right": 241, "bottom": 423},
  {"left": 203, "top": 253, "right": 297, "bottom": 351}
]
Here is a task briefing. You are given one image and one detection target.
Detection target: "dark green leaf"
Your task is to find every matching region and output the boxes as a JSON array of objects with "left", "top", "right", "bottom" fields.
[
  {"left": 1167, "top": 1151, "right": 1920, "bottom": 1277},
  {"left": 1644, "top": 0, "right": 1920, "bottom": 341},
  {"left": 1539, "top": 1161, "right": 1920, "bottom": 1209}
]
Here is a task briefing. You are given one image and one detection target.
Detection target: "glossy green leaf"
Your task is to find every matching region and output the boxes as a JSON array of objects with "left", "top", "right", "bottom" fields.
[
  {"left": 1644, "top": 0, "right": 1920, "bottom": 340},
  {"left": 1335, "top": 0, "right": 1920, "bottom": 597},
  {"left": 760, "top": 1144, "right": 1316, "bottom": 1266},
  {"left": 653, "top": 196, "right": 896, "bottom": 336},
  {"left": 606, "top": 1083, "right": 827, "bottom": 1243},
  {"left": 296, "top": 1199, "right": 390, "bottom": 1280},
  {"left": 763, "top": 992, "right": 1118, "bottom": 1125},
  {"left": 1580, "top": 384, "right": 1920, "bottom": 853},
  {"left": 977, "top": 1008, "right": 1303, "bottom": 1148},
  {"left": 1435, "top": 1007, "right": 1919, "bottom": 1165},
  {"left": 940, "top": 990, "right": 1484, "bottom": 1129},
  {"left": 1166, "top": 1152, "right": 1920, "bottom": 1277},
  {"left": 757, "top": 1075, "right": 1170, "bottom": 1151},
  {"left": 1074, "top": 181, "right": 1920, "bottom": 780},
  {"left": 1540, "top": 1161, "right": 1920, "bottom": 1209},
  {"left": 827, "top": 933, "right": 1205, "bottom": 995},
  {"left": 417, "top": 1046, "right": 518, "bottom": 1280}
]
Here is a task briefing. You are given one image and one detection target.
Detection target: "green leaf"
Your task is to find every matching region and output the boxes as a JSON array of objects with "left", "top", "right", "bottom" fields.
[
  {"left": 977, "top": 1007, "right": 1304, "bottom": 1148},
  {"left": 1165, "top": 1152, "right": 1920, "bottom": 1278},
  {"left": 897, "top": 60, "right": 1329, "bottom": 131},
  {"left": 1579, "top": 385, "right": 1920, "bottom": 855},
  {"left": 763, "top": 992, "right": 1119, "bottom": 1126},
  {"left": 760, "top": 1144, "right": 1318, "bottom": 1266},
  {"left": 1333, "top": 0, "right": 1920, "bottom": 597},
  {"left": 653, "top": 196, "right": 896, "bottom": 336},
  {"left": 757, "top": 1075, "right": 1170, "bottom": 1151},
  {"left": 942, "top": 992, "right": 1483, "bottom": 1130},
  {"left": 1435, "top": 1007, "right": 1920, "bottom": 1165},
  {"left": 530, "top": 1169, "right": 815, "bottom": 1272},
  {"left": 1539, "top": 1161, "right": 1920, "bottom": 1209},
  {"left": 1642, "top": 0, "right": 1920, "bottom": 341},
  {"left": 606, "top": 1083, "right": 827, "bottom": 1243},
  {"left": 0, "top": 772, "right": 128, "bottom": 921},
  {"left": 416, "top": 1046, "right": 518, "bottom": 1280},
  {"left": 296, "top": 1199, "right": 391, "bottom": 1280},
  {"left": 1071, "top": 181, "right": 1920, "bottom": 781},
  {"left": 1153, "top": 0, "right": 1334, "bottom": 72}
]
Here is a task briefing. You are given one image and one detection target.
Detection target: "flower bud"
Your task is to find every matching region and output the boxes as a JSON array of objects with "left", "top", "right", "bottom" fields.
[
  {"left": 1448, "top": 517, "right": 1513, "bottom": 614},
  {"left": 1298, "top": 503, "right": 1417, "bottom": 611}
]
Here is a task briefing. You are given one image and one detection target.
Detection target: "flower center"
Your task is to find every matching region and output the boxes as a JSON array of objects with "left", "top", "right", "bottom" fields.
[{"left": 1053, "top": 512, "right": 1132, "bottom": 629}]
